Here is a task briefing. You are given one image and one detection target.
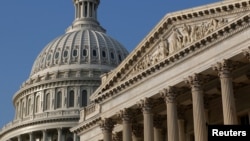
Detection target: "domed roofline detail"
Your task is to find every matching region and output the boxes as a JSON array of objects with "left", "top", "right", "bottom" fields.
[{"left": 66, "top": 0, "right": 106, "bottom": 33}]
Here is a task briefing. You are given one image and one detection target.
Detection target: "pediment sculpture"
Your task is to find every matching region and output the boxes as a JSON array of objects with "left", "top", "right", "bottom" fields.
[{"left": 129, "top": 18, "right": 228, "bottom": 77}]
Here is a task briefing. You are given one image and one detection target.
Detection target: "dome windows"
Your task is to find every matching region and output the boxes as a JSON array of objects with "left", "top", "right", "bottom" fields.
[
  {"left": 92, "top": 49, "right": 97, "bottom": 57},
  {"left": 73, "top": 49, "right": 78, "bottom": 57},
  {"left": 118, "top": 54, "right": 122, "bottom": 62},
  {"left": 55, "top": 52, "right": 60, "bottom": 59},
  {"left": 110, "top": 52, "right": 115, "bottom": 59},
  {"left": 68, "top": 90, "right": 75, "bottom": 108},
  {"left": 82, "top": 49, "right": 88, "bottom": 57},
  {"left": 81, "top": 90, "right": 88, "bottom": 107},
  {"left": 47, "top": 54, "right": 51, "bottom": 61},
  {"left": 63, "top": 50, "right": 69, "bottom": 58},
  {"left": 102, "top": 51, "right": 106, "bottom": 58},
  {"left": 56, "top": 91, "right": 62, "bottom": 109}
]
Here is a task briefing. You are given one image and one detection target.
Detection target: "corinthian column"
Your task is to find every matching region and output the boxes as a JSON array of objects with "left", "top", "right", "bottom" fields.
[
  {"left": 29, "top": 132, "right": 34, "bottom": 141},
  {"left": 99, "top": 118, "right": 115, "bottom": 141},
  {"left": 212, "top": 59, "right": 238, "bottom": 125},
  {"left": 117, "top": 108, "right": 133, "bottom": 141},
  {"left": 57, "top": 128, "right": 62, "bottom": 141},
  {"left": 178, "top": 106, "right": 186, "bottom": 141},
  {"left": 160, "top": 86, "right": 179, "bottom": 141},
  {"left": 42, "top": 130, "right": 47, "bottom": 141},
  {"left": 137, "top": 98, "right": 154, "bottom": 141},
  {"left": 185, "top": 74, "right": 207, "bottom": 141}
]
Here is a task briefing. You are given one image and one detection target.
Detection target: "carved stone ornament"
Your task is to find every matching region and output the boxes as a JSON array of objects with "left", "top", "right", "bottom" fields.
[
  {"left": 160, "top": 86, "right": 178, "bottom": 103},
  {"left": 185, "top": 73, "right": 203, "bottom": 89},
  {"left": 99, "top": 118, "right": 115, "bottom": 132},
  {"left": 212, "top": 59, "right": 233, "bottom": 78},
  {"left": 128, "top": 18, "right": 227, "bottom": 78},
  {"left": 117, "top": 108, "right": 133, "bottom": 122},
  {"left": 137, "top": 97, "right": 154, "bottom": 113}
]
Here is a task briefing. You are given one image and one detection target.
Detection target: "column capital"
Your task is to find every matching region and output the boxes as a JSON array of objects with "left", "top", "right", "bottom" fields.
[
  {"left": 137, "top": 97, "right": 154, "bottom": 113},
  {"left": 117, "top": 108, "right": 133, "bottom": 122},
  {"left": 160, "top": 86, "right": 178, "bottom": 103},
  {"left": 99, "top": 118, "right": 115, "bottom": 132},
  {"left": 212, "top": 59, "right": 235, "bottom": 78},
  {"left": 185, "top": 73, "right": 203, "bottom": 89}
]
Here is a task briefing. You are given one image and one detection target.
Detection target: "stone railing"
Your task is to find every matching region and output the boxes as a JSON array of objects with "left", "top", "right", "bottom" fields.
[
  {"left": 80, "top": 103, "right": 100, "bottom": 122},
  {"left": 0, "top": 109, "right": 80, "bottom": 134}
]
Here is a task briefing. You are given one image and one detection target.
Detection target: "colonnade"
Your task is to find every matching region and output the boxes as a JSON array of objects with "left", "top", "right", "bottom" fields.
[
  {"left": 97, "top": 59, "right": 240, "bottom": 141},
  {"left": 7, "top": 128, "right": 78, "bottom": 141}
]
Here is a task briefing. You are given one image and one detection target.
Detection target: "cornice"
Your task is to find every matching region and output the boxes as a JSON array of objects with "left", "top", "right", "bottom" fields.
[
  {"left": 0, "top": 116, "right": 79, "bottom": 137},
  {"left": 91, "top": 12, "right": 250, "bottom": 103},
  {"left": 90, "top": 0, "right": 250, "bottom": 102},
  {"left": 70, "top": 116, "right": 101, "bottom": 134}
]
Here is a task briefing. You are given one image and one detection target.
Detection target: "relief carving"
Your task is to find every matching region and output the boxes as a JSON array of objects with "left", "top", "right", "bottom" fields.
[{"left": 128, "top": 18, "right": 227, "bottom": 77}]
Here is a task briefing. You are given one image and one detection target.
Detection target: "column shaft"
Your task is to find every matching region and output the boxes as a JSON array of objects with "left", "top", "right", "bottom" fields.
[
  {"left": 73, "top": 133, "right": 77, "bottom": 141},
  {"left": 118, "top": 108, "right": 132, "bottom": 141},
  {"left": 178, "top": 119, "right": 185, "bottom": 141},
  {"left": 213, "top": 60, "right": 238, "bottom": 124},
  {"left": 137, "top": 98, "right": 154, "bottom": 141},
  {"left": 17, "top": 136, "right": 21, "bottom": 141},
  {"left": 29, "top": 132, "right": 34, "bottom": 141},
  {"left": 154, "top": 128, "right": 162, "bottom": 141},
  {"left": 123, "top": 120, "right": 132, "bottom": 141},
  {"left": 160, "top": 87, "right": 179, "bottom": 141},
  {"left": 57, "top": 128, "right": 62, "bottom": 141},
  {"left": 43, "top": 130, "right": 47, "bottom": 141},
  {"left": 185, "top": 74, "right": 207, "bottom": 141},
  {"left": 99, "top": 118, "right": 115, "bottom": 141},
  {"left": 220, "top": 75, "right": 237, "bottom": 124}
]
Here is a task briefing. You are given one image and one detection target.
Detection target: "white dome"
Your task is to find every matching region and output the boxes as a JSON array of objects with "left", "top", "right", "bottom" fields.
[{"left": 30, "top": 29, "right": 128, "bottom": 78}]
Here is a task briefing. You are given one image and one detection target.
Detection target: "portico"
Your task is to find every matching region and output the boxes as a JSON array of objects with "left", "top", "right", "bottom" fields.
[{"left": 70, "top": 1, "right": 250, "bottom": 141}]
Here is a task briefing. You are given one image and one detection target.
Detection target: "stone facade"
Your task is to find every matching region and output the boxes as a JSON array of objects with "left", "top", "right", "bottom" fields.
[{"left": 71, "top": 0, "right": 250, "bottom": 141}]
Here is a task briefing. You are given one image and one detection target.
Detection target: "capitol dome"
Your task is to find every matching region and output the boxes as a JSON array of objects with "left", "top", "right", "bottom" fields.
[
  {"left": 30, "top": 29, "right": 128, "bottom": 78},
  {"left": 0, "top": 0, "right": 128, "bottom": 141}
]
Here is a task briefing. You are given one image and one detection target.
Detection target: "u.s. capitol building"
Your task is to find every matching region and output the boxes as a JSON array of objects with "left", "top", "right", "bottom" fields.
[{"left": 2, "top": 0, "right": 250, "bottom": 141}]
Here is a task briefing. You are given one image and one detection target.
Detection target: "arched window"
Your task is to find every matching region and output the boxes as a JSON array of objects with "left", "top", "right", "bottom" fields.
[
  {"left": 16, "top": 102, "right": 19, "bottom": 119},
  {"left": 22, "top": 102, "right": 25, "bottom": 118},
  {"left": 56, "top": 91, "right": 62, "bottom": 109},
  {"left": 27, "top": 99, "right": 31, "bottom": 115},
  {"left": 35, "top": 96, "right": 40, "bottom": 113},
  {"left": 81, "top": 90, "right": 88, "bottom": 107},
  {"left": 69, "top": 90, "right": 74, "bottom": 107},
  {"left": 45, "top": 93, "right": 51, "bottom": 110}
]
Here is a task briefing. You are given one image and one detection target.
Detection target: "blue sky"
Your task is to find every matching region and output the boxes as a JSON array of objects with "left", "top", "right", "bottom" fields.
[{"left": 0, "top": 0, "right": 219, "bottom": 128}]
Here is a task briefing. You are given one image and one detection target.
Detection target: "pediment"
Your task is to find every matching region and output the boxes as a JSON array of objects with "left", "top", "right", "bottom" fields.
[{"left": 90, "top": 0, "right": 250, "bottom": 102}]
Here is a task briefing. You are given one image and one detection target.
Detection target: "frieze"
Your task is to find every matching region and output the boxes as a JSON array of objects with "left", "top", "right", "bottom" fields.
[{"left": 129, "top": 18, "right": 228, "bottom": 78}]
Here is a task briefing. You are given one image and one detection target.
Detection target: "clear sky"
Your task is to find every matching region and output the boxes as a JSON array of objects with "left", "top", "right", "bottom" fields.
[{"left": 0, "top": 0, "right": 220, "bottom": 128}]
